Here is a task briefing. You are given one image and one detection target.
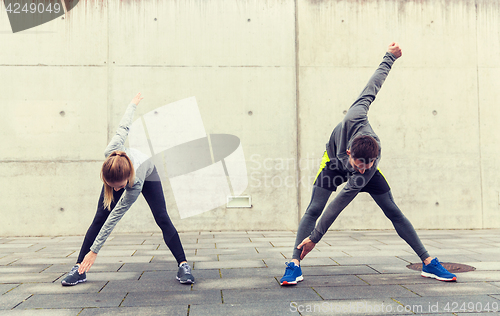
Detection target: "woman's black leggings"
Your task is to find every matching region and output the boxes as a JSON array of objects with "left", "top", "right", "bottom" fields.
[{"left": 76, "top": 174, "right": 187, "bottom": 265}]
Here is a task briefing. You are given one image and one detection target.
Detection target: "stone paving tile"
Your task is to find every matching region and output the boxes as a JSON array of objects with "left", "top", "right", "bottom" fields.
[
  {"left": 301, "top": 265, "right": 379, "bottom": 276},
  {"left": 314, "top": 284, "right": 418, "bottom": 300},
  {"left": 99, "top": 279, "right": 193, "bottom": 293},
  {"left": 150, "top": 254, "right": 214, "bottom": 263},
  {"left": 265, "top": 241, "right": 302, "bottom": 247},
  {"left": 121, "top": 290, "right": 222, "bottom": 307},
  {"left": 305, "top": 250, "right": 356, "bottom": 259},
  {"left": 397, "top": 254, "right": 481, "bottom": 264},
  {"left": 343, "top": 250, "right": 414, "bottom": 257},
  {"left": 288, "top": 258, "right": 338, "bottom": 267},
  {"left": 178, "top": 232, "right": 203, "bottom": 237},
  {"left": 357, "top": 273, "right": 439, "bottom": 285},
  {"left": 0, "top": 265, "right": 50, "bottom": 274},
  {"left": 458, "top": 271, "right": 500, "bottom": 282},
  {"left": 215, "top": 242, "right": 273, "bottom": 249},
  {"left": 462, "top": 262, "right": 500, "bottom": 271},
  {"left": 468, "top": 254, "right": 500, "bottom": 262},
  {"left": 67, "top": 250, "right": 136, "bottom": 257},
  {"left": 368, "top": 263, "right": 418, "bottom": 274},
  {"left": 328, "top": 239, "right": 386, "bottom": 246},
  {"left": 197, "top": 238, "right": 251, "bottom": 244},
  {"left": 177, "top": 236, "right": 199, "bottom": 241},
  {"left": 10, "top": 282, "right": 107, "bottom": 295},
  {"left": 0, "top": 257, "right": 21, "bottom": 265},
  {"left": 220, "top": 267, "right": 285, "bottom": 279},
  {"left": 333, "top": 256, "right": 410, "bottom": 265},
  {"left": 0, "top": 309, "right": 82, "bottom": 315},
  {"left": 324, "top": 245, "right": 394, "bottom": 252},
  {"left": 16, "top": 293, "right": 127, "bottom": 309},
  {"left": 0, "top": 293, "right": 31, "bottom": 310},
  {"left": 9, "top": 258, "right": 76, "bottom": 265},
  {"left": 43, "top": 263, "right": 124, "bottom": 273},
  {"left": 221, "top": 287, "right": 322, "bottom": 304},
  {"left": 404, "top": 282, "right": 500, "bottom": 296},
  {"left": 254, "top": 246, "right": 291, "bottom": 254},
  {"left": 140, "top": 269, "right": 220, "bottom": 282},
  {"left": 77, "top": 271, "right": 141, "bottom": 282},
  {"left": 462, "top": 248, "right": 500, "bottom": 254},
  {"left": 301, "top": 275, "right": 368, "bottom": 287},
  {"left": 0, "top": 284, "right": 19, "bottom": 294},
  {"left": 394, "top": 295, "right": 500, "bottom": 314},
  {"left": 11, "top": 251, "right": 75, "bottom": 258},
  {"left": 169, "top": 243, "right": 215, "bottom": 250},
  {"left": 75, "top": 256, "right": 153, "bottom": 264},
  {"left": 194, "top": 276, "right": 277, "bottom": 290},
  {"left": 78, "top": 306, "right": 189, "bottom": 316},
  {"left": 0, "top": 273, "right": 64, "bottom": 284},
  {"left": 136, "top": 257, "right": 178, "bottom": 265},
  {"left": 0, "top": 244, "right": 34, "bottom": 249},
  {"left": 194, "top": 259, "right": 266, "bottom": 270},
  {"left": 210, "top": 231, "right": 265, "bottom": 236},
  {"left": 261, "top": 231, "right": 296, "bottom": 237},
  {"left": 188, "top": 269, "right": 221, "bottom": 280},
  {"left": 116, "top": 262, "right": 179, "bottom": 272},
  {"left": 217, "top": 252, "right": 283, "bottom": 261},
  {"left": 250, "top": 237, "right": 296, "bottom": 243},
  {"left": 189, "top": 301, "right": 300, "bottom": 316},
  {"left": 195, "top": 247, "right": 258, "bottom": 256}
]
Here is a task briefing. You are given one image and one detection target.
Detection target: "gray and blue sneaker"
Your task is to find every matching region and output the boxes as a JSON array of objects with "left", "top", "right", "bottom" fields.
[
  {"left": 421, "top": 258, "right": 457, "bottom": 282},
  {"left": 176, "top": 262, "right": 195, "bottom": 284},
  {"left": 280, "top": 262, "right": 303, "bottom": 285},
  {"left": 61, "top": 265, "right": 87, "bottom": 286}
]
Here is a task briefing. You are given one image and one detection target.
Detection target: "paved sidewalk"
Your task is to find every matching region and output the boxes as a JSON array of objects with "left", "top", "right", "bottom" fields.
[{"left": 1, "top": 229, "right": 500, "bottom": 315}]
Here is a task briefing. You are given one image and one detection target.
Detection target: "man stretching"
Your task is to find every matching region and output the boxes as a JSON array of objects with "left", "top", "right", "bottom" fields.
[{"left": 280, "top": 42, "right": 456, "bottom": 285}]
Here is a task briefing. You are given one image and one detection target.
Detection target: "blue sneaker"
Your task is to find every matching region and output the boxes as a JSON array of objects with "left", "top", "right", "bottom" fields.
[
  {"left": 61, "top": 265, "right": 87, "bottom": 286},
  {"left": 280, "top": 262, "right": 303, "bottom": 285},
  {"left": 421, "top": 258, "right": 457, "bottom": 282}
]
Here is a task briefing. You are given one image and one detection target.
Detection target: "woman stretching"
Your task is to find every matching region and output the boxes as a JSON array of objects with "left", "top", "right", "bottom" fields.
[{"left": 61, "top": 93, "right": 194, "bottom": 286}]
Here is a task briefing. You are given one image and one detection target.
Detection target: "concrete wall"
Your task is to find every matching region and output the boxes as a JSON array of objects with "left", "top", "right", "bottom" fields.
[{"left": 0, "top": 0, "right": 499, "bottom": 236}]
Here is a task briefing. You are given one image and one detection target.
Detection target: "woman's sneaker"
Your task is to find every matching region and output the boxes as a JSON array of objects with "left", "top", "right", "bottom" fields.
[
  {"left": 61, "top": 265, "right": 87, "bottom": 286},
  {"left": 421, "top": 258, "right": 457, "bottom": 282},
  {"left": 280, "top": 262, "right": 303, "bottom": 285},
  {"left": 176, "top": 262, "right": 195, "bottom": 284}
]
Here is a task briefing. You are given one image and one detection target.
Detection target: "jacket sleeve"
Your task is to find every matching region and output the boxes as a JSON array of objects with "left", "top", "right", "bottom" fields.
[
  {"left": 343, "top": 52, "right": 397, "bottom": 123},
  {"left": 89, "top": 181, "right": 143, "bottom": 254},
  {"left": 104, "top": 103, "right": 137, "bottom": 158}
]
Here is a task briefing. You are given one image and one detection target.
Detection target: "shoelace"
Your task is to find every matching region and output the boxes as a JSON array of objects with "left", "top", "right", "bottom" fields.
[
  {"left": 430, "top": 259, "right": 448, "bottom": 273},
  {"left": 283, "top": 263, "right": 295, "bottom": 276},
  {"left": 181, "top": 264, "right": 192, "bottom": 275},
  {"left": 68, "top": 266, "right": 79, "bottom": 276}
]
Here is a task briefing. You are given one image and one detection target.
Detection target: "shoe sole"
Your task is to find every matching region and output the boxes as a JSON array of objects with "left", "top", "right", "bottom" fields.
[
  {"left": 176, "top": 276, "right": 194, "bottom": 284},
  {"left": 61, "top": 278, "right": 87, "bottom": 286},
  {"left": 421, "top": 271, "right": 457, "bottom": 282},
  {"left": 280, "top": 275, "right": 304, "bottom": 286}
]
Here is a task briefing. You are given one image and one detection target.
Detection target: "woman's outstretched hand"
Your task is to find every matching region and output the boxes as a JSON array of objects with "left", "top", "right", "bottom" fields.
[
  {"left": 131, "top": 92, "right": 143, "bottom": 106},
  {"left": 78, "top": 251, "right": 97, "bottom": 274}
]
